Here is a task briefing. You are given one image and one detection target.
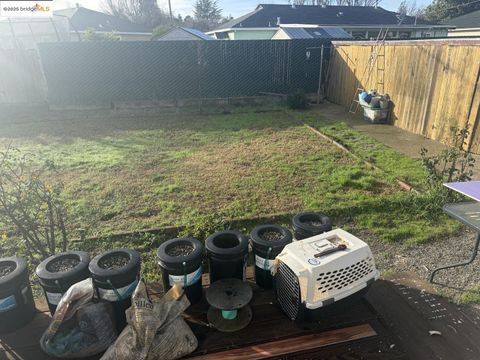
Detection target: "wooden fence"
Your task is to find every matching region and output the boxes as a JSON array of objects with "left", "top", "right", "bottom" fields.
[
  {"left": 326, "top": 39, "right": 480, "bottom": 154},
  {"left": 0, "top": 49, "right": 46, "bottom": 105}
]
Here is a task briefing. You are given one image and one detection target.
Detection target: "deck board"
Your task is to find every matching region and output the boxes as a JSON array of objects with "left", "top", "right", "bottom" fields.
[
  {"left": 188, "top": 324, "right": 377, "bottom": 360},
  {"left": 186, "top": 294, "right": 379, "bottom": 356},
  {"left": 0, "top": 268, "right": 401, "bottom": 359}
]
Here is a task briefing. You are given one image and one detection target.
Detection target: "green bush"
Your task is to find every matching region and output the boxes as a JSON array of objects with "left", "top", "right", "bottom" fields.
[
  {"left": 420, "top": 125, "right": 475, "bottom": 203},
  {"left": 287, "top": 89, "right": 309, "bottom": 110},
  {"left": 82, "top": 27, "right": 120, "bottom": 41},
  {"left": 0, "top": 147, "right": 68, "bottom": 261}
]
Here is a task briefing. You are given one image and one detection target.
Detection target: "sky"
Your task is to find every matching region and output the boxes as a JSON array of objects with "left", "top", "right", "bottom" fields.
[{"left": 53, "top": 0, "right": 434, "bottom": 18}]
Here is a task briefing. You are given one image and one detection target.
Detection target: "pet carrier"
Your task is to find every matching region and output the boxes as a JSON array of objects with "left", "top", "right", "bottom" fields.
[{"left": 273, "top": 228, "right": 379, "bottom": 321}]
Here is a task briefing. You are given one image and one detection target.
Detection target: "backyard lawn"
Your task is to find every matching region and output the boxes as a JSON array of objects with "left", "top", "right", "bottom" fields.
[{"left": 0, "top": 107, "right": 459, "bottom": 269}]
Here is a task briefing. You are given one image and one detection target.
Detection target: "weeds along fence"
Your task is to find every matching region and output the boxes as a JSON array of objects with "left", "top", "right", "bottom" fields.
[
  {"left": 326, "top": 39, "right": 480, "bottom": 153},
  {"left": 38, "top": 39, "right": 330, "bottom": 106}
]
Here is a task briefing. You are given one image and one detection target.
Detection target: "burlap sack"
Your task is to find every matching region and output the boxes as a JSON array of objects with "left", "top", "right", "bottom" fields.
[{"left": 101, "top": 281, "right": 198, "bottom": 360}]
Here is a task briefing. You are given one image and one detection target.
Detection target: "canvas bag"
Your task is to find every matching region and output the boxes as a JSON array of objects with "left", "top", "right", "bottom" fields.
[
  {"left": 101, "top": 280, "right": 198, "bottom": 360},
  {"left": 40, "top": 278, "right": 117, "bottom": 358}
]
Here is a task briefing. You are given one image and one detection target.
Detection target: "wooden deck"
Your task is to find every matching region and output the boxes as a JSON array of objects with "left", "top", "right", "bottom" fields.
[
  {"left": 2, "top": 269, "right": 479, "bottom": 359},
  {"left": 366, "top": 273, "right": 480, "bottom": 360}
]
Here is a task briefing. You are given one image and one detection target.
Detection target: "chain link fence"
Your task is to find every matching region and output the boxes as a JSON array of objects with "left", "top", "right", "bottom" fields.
[{"left": 38, "top": 39, "right": 331, "bottom": 106}]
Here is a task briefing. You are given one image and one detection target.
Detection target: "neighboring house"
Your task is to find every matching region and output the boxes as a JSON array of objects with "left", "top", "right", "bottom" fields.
[
  {"left": 54, "top": 7, "right": 152, "bottom": 41},
  {"left": 155, "top": 27, "right": 214, "bottom": 41},
  {"left": 0, "top": 6, "right": 152, "bottom": 49},
  {"left": 272, "top": 25, "right": 352, "bottom": 40},
  {"left": 208, "top": 4, "right": 449, "bottom": 40},
  {"left": 443, "top": 9, "right": 480, "bottom": 37}
]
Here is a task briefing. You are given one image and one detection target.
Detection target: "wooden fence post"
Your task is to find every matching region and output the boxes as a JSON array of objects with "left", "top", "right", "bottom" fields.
[{"left": 466, "top": 62, "right": 480, "bottom": 152}]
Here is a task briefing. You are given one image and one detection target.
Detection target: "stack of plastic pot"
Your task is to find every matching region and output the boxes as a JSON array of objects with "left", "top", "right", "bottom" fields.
[
  {"left": 250, "top": 225, "right": 292, "bottom": 288},
  {"left": 292, "top": 212, "right": 333, "bottom": 240},
  {"left": 0, "top": 256, "right": 36, "bottom": 333},
  {"left": 89, "top": 248, "right": 141, "bottom": 333},
  {"left": 205, "top": 231, "right": 249, "bottom": 283},
  {"left": 36, "top": 251, "right": 91, "bottom": 315},
  {"left": 157, "top": 237, "right": 204, "bottom": 305}
]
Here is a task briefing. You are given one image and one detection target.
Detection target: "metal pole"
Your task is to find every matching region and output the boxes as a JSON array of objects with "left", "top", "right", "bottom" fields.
[
  {"left": 168, "top": 0, "right": 173, "bottom": 22},
  {"left": 430, "top": 232, "right": 480, "bottom": 283},
  {"left": 49, "top": 17, "right": 61, "bottom": 41},
  {"left": 317, "top": 44, "right": 324, "bottom": 105},
  {"left": 28, "top": 23, "right": 37, "bottom": 43},
  {"left": 7, "top": 18, "right": 19, "bottom": 49}
]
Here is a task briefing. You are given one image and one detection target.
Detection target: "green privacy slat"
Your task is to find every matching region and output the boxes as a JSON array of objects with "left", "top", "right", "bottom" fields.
[{"left": 37, "top": 39, "right": 330, "bottom": 105}]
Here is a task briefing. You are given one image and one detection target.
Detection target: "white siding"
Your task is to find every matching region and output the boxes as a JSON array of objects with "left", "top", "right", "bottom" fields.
[{"left": 272, "top": 29, "right": 291, "bottom": 40}]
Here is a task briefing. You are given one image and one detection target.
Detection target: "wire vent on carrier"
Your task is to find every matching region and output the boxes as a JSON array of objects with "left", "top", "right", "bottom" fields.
[
  {"left": 317, "top": 256, "right": 374, "bottom": 293},
  {"left": 275, "top": 261, "right": 301, "bottom": 321}
]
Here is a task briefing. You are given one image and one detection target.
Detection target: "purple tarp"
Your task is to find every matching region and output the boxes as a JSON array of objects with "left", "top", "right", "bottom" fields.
[{"left": 444, "top": 181, "right": 480, "bottom": 202}]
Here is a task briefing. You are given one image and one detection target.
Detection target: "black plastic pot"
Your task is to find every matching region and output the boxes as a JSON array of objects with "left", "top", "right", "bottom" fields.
[
  {"left": 205, "top": 231, "right": 248, "bottom": 283},
  {"left": 36, "top": 251, "right": 90, "bottom": 315},
  {"left": 292, "top": 212, "right": 333, "bottom": 240},
  {"left": 89, "top": 248, "right": 140, "bottom": 333},
  {"left": 250, "top": 225, "right": 292, "bottom": 288},
  {"left": 157, "top": 238, "right": 204, "bottom": 305},
  {"left": 0, "top": 257, "right": 36, "bottom": 333}
]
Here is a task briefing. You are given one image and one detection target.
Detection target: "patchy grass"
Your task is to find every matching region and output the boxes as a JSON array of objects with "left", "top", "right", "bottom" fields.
[
  {"left": 291, "top": 111, "right": 460, "bottom": 245},
  {"left": 459, "top": 285, "right": 480, "bottom": 305},
  {"left": 0, "top": 108, "right": 458, "bottom": 252},
  {"left": 299, "top": 114, "right": 428, "bottom": 188}
]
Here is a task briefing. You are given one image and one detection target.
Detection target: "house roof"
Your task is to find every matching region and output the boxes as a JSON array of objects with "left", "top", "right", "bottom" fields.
[
  {"left": 279, "top": 26, "right": 352, "bottom": 39},
  {"left": 180, "top": 27, "right": 215, "bottom": 40},
  {"left": 443, "top": 9, "right": 480, "bottom": 28},
  {"left": 53, "top": 7, "right": 151, "bottom": 33},
  {"left": 154, "top": 27, "right": 214, "bottom": 40},
  {"left": 213, "top": 4, "right": 438, "bottom": 31}
]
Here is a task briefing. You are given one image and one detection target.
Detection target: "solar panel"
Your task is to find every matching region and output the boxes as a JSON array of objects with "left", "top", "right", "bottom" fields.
[
  {"left": 181, "top": 27, "right": 214, "bottom": 40},
  {"left": 281, "top": 26, "right": 352, "bottom": 39},
  {"left": 323, "top": 27, "right": 352, "bottom": 39},
  {"left": 283, "top": 27, "right": 312, "bottom": 39}
]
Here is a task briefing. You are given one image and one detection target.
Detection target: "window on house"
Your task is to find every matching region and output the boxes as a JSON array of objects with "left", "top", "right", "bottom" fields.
[
  {"left": 214, "top": 32, "right": 229, "bottom": 40},
  {"left": 352, "top": 31, "right": 366, "bottom": 39},
  {"left": 398, "top": 31, "right": 411, "bottom": 39}
]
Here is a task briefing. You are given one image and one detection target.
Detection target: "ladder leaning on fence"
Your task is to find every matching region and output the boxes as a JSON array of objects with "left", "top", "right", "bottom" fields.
[{"left": 348, "top": 29, "right": 388, "bottom": 114}]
